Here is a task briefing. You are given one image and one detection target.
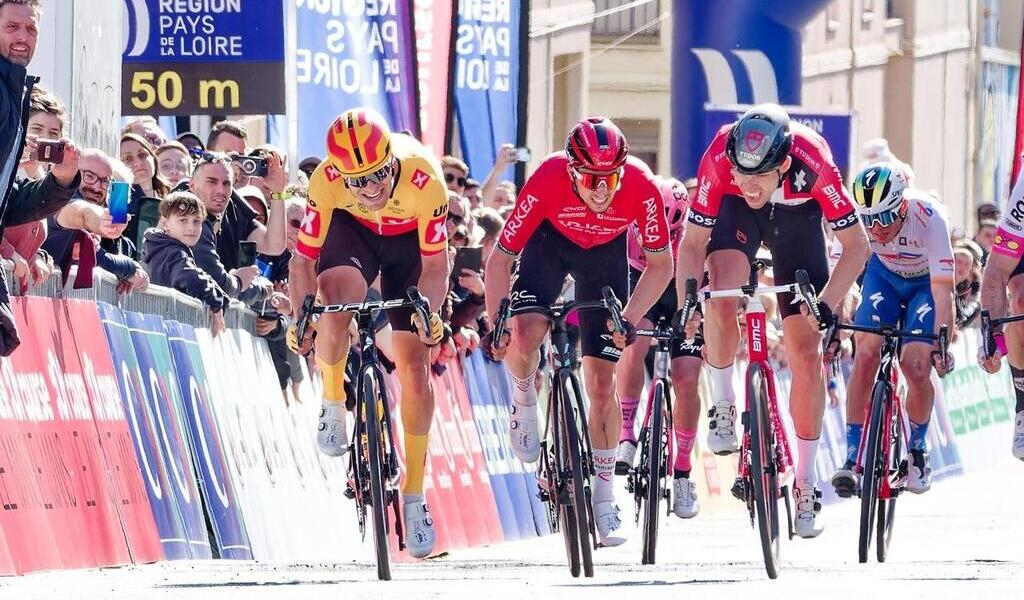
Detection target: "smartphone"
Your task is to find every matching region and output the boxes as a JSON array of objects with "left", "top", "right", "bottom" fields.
[
  {"left": 514, "top": 147, "right": 531, "bottom": 162},
  {"left": 256, "top": 258, "right": 273, "bottom": 279},
  {"left": 450, "top": 246, "right": 483, "bottom": 287},
  {"left": 35, "top": 139, "right": 65, "bottom": 163},
  {"left": 238, "top": 241, "right": 258, "bottom": 267},
  {"left": 108, "top": 181, "right": 130, "bottom": 224}
]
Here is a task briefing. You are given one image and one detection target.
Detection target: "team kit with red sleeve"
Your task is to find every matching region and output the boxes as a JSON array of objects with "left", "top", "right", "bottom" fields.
[
  {"left": 497, "top": 154, "right": 670, "bottom": 360},
  {"left": 689, "top": 121, "right": 859, "bottom": 316}
]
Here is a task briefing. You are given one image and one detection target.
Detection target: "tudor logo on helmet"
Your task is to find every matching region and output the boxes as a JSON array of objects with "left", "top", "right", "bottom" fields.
[{"left": 726, "top": 104, "right": 793, "bottom": 175}]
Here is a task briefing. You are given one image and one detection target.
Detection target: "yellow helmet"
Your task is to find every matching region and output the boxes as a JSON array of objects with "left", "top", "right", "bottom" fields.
[
  {"left": 851, "top": 162, "right": 907, "bottom": 217},
  {"left": 325, "top": 108, "right": 393, "bottom": 177}
]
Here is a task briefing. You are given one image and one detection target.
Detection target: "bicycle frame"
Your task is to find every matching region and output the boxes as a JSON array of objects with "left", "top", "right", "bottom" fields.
[
  {"left": 634, "top": 325, "right": 676, "bottom": 472},
  {"left": 852, "top": 335, "right": 908, "bottom": 499}
]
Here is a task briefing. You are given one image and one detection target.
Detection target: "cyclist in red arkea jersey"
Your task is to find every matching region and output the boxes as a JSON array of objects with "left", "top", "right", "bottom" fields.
[
  {"left": 674, "top": 104, "right": 870, "bottom": 539},
  {"left": 483, "top": 117, "right": 673, "bottom": 547}
]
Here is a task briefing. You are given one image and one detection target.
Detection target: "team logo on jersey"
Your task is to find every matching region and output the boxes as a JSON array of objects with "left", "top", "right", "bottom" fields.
[
  {"left": 300, "top": 210, "right": 320, "bottom": 237},
  {"left": 411, "top": 168, "right": 430, "bottom": 190},
  {"left": 787, "top": 158, "right": 818, "bottom": 194},
  {"left": 426, "top": 215, "right": 447, "bottom": 244},
  {"left": 324, "top": 165, "right": 342, "bottom": 182},
  {"left": 736, "top": 229, "right": 747, "bottom": 244}
]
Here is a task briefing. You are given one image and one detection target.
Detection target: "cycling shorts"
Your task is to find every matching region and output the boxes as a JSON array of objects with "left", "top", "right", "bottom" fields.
[
  {"left": 628, "top": 267, "right": 703, "bottom": 360},
  {"left": 854, "top": 255, "right": 935, "bottom": 344}
]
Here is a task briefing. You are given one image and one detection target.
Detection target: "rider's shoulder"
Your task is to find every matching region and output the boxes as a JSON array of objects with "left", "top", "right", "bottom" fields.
[
  {"left": 903, "top": 188, "right": 949, "bottom": 222},
  {"left": 392, "top": 134, "right": 443, "bottom": 178}
]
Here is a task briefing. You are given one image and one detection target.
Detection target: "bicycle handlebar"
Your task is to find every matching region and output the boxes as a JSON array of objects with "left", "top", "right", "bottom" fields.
[
  {"left": 295, "top": 287, "right": 432, "bottom": 345},
  {"left": 492, "top": 286, "right": 627, "bottom": 339}
]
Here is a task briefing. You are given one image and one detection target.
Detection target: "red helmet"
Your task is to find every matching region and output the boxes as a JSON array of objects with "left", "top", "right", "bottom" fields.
[
  {"left": 657, "top": 177, "right": 689, "bottom": 231},
  {"left": 565, "top": 117, "right": 628, "bottom": 172}
]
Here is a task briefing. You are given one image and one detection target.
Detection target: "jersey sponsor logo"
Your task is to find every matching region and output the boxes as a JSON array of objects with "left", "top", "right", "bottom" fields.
[
  {"left": 1010, "top": 198, "right": 1024, "bottom": 227},
  {"left": 432, "top": 203, "right": 449, "bottom": 218},
  {"left": 829, "top": 213, "right": 857, "bottom": 230},
  {"left": 870, "top": 291, "right": 884, "bottom": 309},
  {"left": 411, "top": 168, "right": 430, "bottom": 190},
  {"left": 502, "top": 194, "right": 540, "bottom": 242},
  {"left": 822, "top": 184, "right": 844, "bottom": 209},
  {"left": 642, "top": 196, "right": 661, "bottom": 244},
  {"left": 792, "top": 145, "right": 822, "bottom": 171},
  {"left": 914, "top": 303, "right": 933, "bottom": 322},
  {"left": 324, "top": 165, "right": 342, "bottom": 182},
  {"left": 689, "top": 211, "right": 716, "bottom": 227},
  {"left": 736, "top": 229, "right": 747, "bottom": 244},
  {"left": 300, "top": 210, "right": 320, "bottom": 237},
  {"left": 697, "top": 178, "right": 711, "bottom": 207},
  {"left": 426, "top": 215, "right": 447, "bottom": 244}
]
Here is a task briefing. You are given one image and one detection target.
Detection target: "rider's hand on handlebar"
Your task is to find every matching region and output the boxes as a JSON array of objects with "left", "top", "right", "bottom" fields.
[
  {"left": 287, "top": 322, "right": 315, "bottom": 355},
  {"left": 671, "top": 307, "right": 702, "bottom": 341},
  {"left": 607, "top": 316, "right": 637, "bottom": 350},
  {"left": 799, "top": 300, "right": 834, "bottom": 331},
  {"left": 411, "top": 311, "right": 445, "bottom": 346},
  {"left": 977, "top": 333, "right": 1005, "bottom": 374},
  {"left": 481, "top": 328, "right": 511, "bottom": 361},
  {"left": 932, "top": 349, "right": 955, "bottom": 377}
]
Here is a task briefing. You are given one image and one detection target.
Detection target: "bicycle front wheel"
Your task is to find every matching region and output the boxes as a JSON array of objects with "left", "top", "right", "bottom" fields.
[
  {"left": 859, "top": 380, "right": 888, "bottom": 564},
  {"left": 560, "top": 369, "right": 595, "bottom": 578},
  {"left": 362, "top": 370, "right": 392, "bottom": 580},
  {"left": 641, "top": 380, "right": 666, "bottom": 565},
  {"left": 877, "top": 399, "right": 903, "bottom": 562},
  {"left": 748, "top": 363, "right": 781, "bottom": 579}
]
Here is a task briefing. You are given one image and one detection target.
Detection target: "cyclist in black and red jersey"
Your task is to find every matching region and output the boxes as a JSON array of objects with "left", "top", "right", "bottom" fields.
[
  {"left": 674, "top": 104, "right": 870, "bottom": 538},
  {"left": 483, "top": 117, "right": 673, "bottom": 547}
]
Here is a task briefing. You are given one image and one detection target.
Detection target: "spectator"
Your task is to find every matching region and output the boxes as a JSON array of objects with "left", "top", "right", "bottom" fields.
[
  {"left": 298, "top": 155, "right": 320, "bottom": 180},
  {"left": 475, "top": 207, "right": 504, "bottom": 260},
  {"left": 176, "top": 131, "right": 205, "bottom": 154},
  {"left": 446, "top": 190, "right": 468, "bottom": 242},
  {"left": 480, "top": 144, "right": 518, "bottom": 208},
  {"left": 861, "top": 138, "right": 915, "bottom": 183},
  {"left": 441, "top": 155, "right": 469, "bottom": 195},
  {"left": 237, "top": 184, "right": 268, "bottom": 225},
  {"left": 120, "top": 132, "right": 170, "bottom": 250},
  {"left": 974, "top": 218, "right": 998, "bottom": 264},
  {"left": 490, "top": 180, "right": 516, "bottom": 211},
  {"left": 207, "top": 119, "right": 248, "bottom": 154},
  {"left": 121, "top": 115, "right": 167, "bottom": 148},
  {"left": 141, "top": 192, "right": 226, "bottom": 336},
  {"left": 953, "top": 239, "right": 983, "bottom": 323},
  {"left": 464, "top": 178, "right": 482, "bottom": 209},
  {"left": 156, "top": 141, "right": 193, "bottom": 189},
  {"left": 977, "top": 201, "right": 1000, "bottom": 225},
  {"left": 0, "top": 0, "right": 83, "bottom": 356},
  {"left": 243, "top": 144, "right": 287, "bottom": 202},
  {"left": 19, "top": 84, "right": 61, "bottom": 179}
]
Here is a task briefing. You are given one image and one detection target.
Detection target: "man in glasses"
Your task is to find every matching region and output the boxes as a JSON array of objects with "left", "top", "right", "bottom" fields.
[
  {"left": 482, "top": 116, "right": 673, "bottom": 547},
  {"left": 287, "top": 107, "right": 450, "bottom": 560},
  {"left": 674, "top": 104, "right": 871, "bottom": 539},
  {"left": 831, "top": 163, "right": 955, "bottom": 500}
]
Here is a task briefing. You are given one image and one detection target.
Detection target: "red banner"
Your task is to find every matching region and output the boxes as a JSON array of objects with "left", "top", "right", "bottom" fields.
[{"left": 413, "top": 0, "right": 455, "bottom": 155}]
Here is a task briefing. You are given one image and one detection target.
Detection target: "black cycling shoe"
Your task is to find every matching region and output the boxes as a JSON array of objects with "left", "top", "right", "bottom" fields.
[{"left": 830, "top": 460, "right": 860, "bottom": 498}]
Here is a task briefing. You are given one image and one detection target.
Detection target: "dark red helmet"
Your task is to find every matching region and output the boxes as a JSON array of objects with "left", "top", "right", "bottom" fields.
[{"left": 565, "top": 117, "right": 628, "bottom": 172}]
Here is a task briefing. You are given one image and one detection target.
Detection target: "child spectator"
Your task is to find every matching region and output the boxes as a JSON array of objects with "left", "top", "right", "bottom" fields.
[{"left": 141, "top": 192, "right": 227, "bottom": 336}]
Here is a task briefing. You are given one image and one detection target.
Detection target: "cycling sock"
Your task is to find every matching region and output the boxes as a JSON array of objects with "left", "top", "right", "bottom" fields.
[
  {"left": 403, "top": 492, "right": 424, "bottom": 504},
  {"left": 845, "top": 422, "right": 863, "bottom": 465},
  {"left": 673, "top": 469, "right": 691, "bottom": 480},
  {"left": 795, "top": 436, "right": 820, "bottom": 486},
  {"left": 402, "top": 432, "right": 429, "bottom": 495},
  {"left": 673, "top": 427, "right": 698, "bottom": 473},
  {"left": 510, "top": 369, "right": 538, "bottom": 407},
  {"left": 619, "top": 396, "right": 640, "bottom": 442},
  {"left": 1010, "top": 365, "right": 1024, "bottom": 413},
  {"left": 707, "top": 363, "right": 736, "bottom": 403},
  {"left": 592, "top": 447, "right": 617, "bottom": 504},
  {"left": 908, "top": 419, "right": 930, "bottom": 453},
  {"left": 317, "top": 354, "right": 349, "bottom": 404}
]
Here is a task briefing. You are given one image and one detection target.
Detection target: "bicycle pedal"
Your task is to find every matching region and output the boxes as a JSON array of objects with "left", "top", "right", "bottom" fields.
[
  {"left": 344, "top": 483, "right": 356, "bottom": 500},
  {"left": 740, "top": 410, "right": 751, "bottom": 429},
  {"left": 730, "top": 477, "right": 747, "bottom": 502}
]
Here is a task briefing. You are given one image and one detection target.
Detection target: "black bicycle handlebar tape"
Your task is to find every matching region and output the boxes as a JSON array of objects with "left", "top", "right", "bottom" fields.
[
  {"left": 297, "top": 293, "right": 316, "bottom": 341},
  {"left": 492, "top": 298, "right": 511, "bottom": 342},
  {"left": 602, "top": 285, "right": 626, "bottom": 334},
  {"left": 939, "top": 324, "right": 949, "bottom": 365},
  {"left": 794, "top": 269, "right": 825, "bottom": 327},
  {"left": 980, "top": 309, "right": 996, "bottom": 358},
  {"left": 406, "top": 286, "right": 432, "bottom": 326}
]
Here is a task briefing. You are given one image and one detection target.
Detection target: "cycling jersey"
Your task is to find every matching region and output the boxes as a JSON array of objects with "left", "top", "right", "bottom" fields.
[
  {"left": 296, "top": 134, "right": 449, "bottom": 261},
  {"left": 993, "top": 171, "right": 1024, "bottom": 261},
  {"left": 497, "top": 154, "right": 670, "bottom": 256},
  {"left": 689, "top": 121, "right": 858, "bottom": 232},
  {"left": 627, "top": 176, "right": 687, "bottom": 271}
]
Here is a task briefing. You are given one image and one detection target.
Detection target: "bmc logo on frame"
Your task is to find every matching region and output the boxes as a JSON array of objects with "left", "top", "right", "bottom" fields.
[{"left": 690, "top": 48, "right": 779, "bottom": 105}]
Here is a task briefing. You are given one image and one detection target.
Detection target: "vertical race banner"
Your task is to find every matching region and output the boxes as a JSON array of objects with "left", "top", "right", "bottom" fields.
[
  {"left": 1010, "top": 9, "right": 1024, "bottom": 186},
  {"left": 295, "top": 0, "right": 420, "bottom": 160},
  {"left": 453, "top": 0, "right": 524, "bottom": 179},
  {"left": 413, "top": 0, "right": 456, "bottom": 155}
]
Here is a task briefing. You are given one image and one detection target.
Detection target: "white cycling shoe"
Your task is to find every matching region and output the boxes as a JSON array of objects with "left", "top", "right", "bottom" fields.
[
  {"left": 707, "top": 403, "right": 739, "bottom": 455},
  {"left": 317, "top": 401, "right": 348, "bottom": 457},
  {"left": 615, "top": 439, "right": 637, "bottom": 476},
  {"left": 594, "top": 501, "right": 627, "bottom": 547},
  {"left": 906, "top": 449, "right": 932, "bottom": 494},
  {"left": 793, "top": 484, "right": 824, "bottom": 539},
  {"left": 509, "top": 401, "right": 540, "bottom": 463},
  {"left": 1013, "top": 411, "right": 1024, "bottom": 461},
  {"left": 672, "top": 477, "right": 700, "bottom": 519},
  {"left": 403, "top": 498, "right": 437, "bottom": 559}
]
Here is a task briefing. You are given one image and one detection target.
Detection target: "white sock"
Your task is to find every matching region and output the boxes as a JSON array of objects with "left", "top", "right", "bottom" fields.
[
  {"left": 708, "top": 363, "right": 736, "bottom": 404},
  {"left": 510, "top": 369, "right": 538, "bottom": 407},
  {"left": 796, "top": 436, "right": 820, "bottom": 486},
  {"left": 403, "top": 492, "right": 424, "bottom": 504},
  {"left": 592, "top": 447, "right": 617, "bottom": 504}
]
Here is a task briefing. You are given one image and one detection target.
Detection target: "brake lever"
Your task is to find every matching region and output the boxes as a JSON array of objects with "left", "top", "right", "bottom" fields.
[{"left": 602, "top": 285, "right": 626, "bottom": 334}]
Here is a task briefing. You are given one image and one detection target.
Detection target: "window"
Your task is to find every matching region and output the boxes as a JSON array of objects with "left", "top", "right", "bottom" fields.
[{"left": 592, "top": 0, "right": 661, "bottom": 40}]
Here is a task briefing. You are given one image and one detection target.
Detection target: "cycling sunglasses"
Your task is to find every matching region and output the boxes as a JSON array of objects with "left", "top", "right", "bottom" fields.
[
  {"left": 860, "top": 210, "right": 899, "bottom": 228},
  {"left": 571, "top": 167, "right": 622, "bottom": 191},
  {"left": 345, "top": 161, "right": 395, "bottom": 189},
  {"left": 444, "top": 172, "right": 468, "bottom": 187}
]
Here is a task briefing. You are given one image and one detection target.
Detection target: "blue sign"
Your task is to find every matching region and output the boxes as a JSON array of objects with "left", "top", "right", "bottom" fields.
[
  {"left": 98, "top": 303, "right": 190, "bottom": 560},
  {"left": 163, "top": 321, "right": 252, "bottom": 560},
  {"left": 704, "top": 105, "right": 854, "bottom": 176},
  {"left": 671, "top": 0, "right": 832, "bottom": 178},
  {"left": 453, "top": 0, "right": 524, "bottom": 180},
  {"left": 294, "top": 1, "right": 419, "bottom": 160}
]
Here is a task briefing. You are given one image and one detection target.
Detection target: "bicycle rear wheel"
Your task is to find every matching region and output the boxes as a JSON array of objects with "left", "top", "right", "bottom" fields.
[
  {"left": 641, "top": 380, "right": 666, "bottom": 565},
  {"left": 876, "top": 402, "right": 903, "bottom": 562},
  {"left": 560, "top": 370, "right": 595, "bottom": 578},
  {"left": 362, "top": 370, "right": 392, "bottom": 580},
  {"left": 859, "top": 380, "right": 888, "bottom": 564},
  {"left": 748, "top": 363, "right": 781, "bottom": 579}
]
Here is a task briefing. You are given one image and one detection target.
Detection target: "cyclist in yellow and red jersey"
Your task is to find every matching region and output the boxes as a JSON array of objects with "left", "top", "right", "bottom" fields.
[{"left": 288, "top": 108, "right": 449, "bottom": 559}]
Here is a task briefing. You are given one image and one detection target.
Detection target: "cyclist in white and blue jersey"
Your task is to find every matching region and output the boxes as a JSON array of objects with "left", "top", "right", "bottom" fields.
[{"left": 831, "top": 163, "right": 955, "bottom": 497}]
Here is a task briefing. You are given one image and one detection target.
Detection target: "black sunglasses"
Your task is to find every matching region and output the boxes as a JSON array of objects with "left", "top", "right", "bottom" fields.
[{"left": 444, "top": 172, "right": 467, "bottom": 188}]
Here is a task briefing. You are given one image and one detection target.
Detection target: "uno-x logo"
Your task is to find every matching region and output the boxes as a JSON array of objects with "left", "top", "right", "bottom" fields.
[
  {"left": 411, "top": 168, "right": 430, "bottom": 190},
  {"left": 690, "top": 48, "right": 779, "bottom": 105}
]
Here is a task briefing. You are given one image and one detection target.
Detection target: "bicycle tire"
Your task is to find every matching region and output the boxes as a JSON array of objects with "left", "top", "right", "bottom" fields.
[
  {"left": 641, "top": 380, "right": 666, "bottom": 565},
  {"left": 877, "top": 402, "right": 902, "bottom": 562},
  {"left": 748, "top": 363, "right": 781, "bottom": 579},
  {"left": 551, "top": 381, "right": 581, "bottom": 578},
  {"left": 560, "top": 370, "right": 595, "bottom": 578},
  {"left": 859, "top": 380, "right": 888, "bottom": 564},
  {"left": 362, "top": 370, "right": 392, "bottom": 580}
]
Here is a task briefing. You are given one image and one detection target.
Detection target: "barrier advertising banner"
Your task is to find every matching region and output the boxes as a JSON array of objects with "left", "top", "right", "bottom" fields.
[
  {"left": 413, "top": 0, "right": 456, "bottom": 155},
  {"left": 453, "top": 0, "right": 524, "bottom": 180},
  {"left": 295, "top": 0, "right": 420, "bottom": 160},
  {"left": 124, "top": 312, "right": 212, "bottom": 559},
  {"left": 163, "top": 321, "right": 251, "bottom": 560},
  {"left": 121, "top": 0, "right": 285, "bottom": 115}
]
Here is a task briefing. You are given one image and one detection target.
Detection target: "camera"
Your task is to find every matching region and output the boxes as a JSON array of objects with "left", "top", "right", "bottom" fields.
[
  {"left": 35, "top": 139, "right": 65, "bottom": 163},
  {"left": 232, "top": 155, "right": 269, "bottom": 177}
]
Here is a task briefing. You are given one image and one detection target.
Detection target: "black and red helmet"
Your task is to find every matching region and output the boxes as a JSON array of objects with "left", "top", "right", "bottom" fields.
[
  {"left": 565, "top": 117, "right": 629, "bottom": 172},
  {"left": 725, "top": 104, "right": 792, "bottom": 175}
]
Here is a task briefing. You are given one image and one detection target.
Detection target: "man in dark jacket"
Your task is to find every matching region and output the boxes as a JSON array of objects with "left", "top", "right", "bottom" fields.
[
  {"left": 0, "top": 0, "right": 81, "bottom": 355},
  {"left": 141, "top": 192, "right": 227, "bottom": 336}
]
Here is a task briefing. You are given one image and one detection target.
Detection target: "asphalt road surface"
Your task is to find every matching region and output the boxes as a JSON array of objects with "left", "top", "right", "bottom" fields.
[{"left": 3, "top": 458, "right": 1019, "bottom": 600}]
